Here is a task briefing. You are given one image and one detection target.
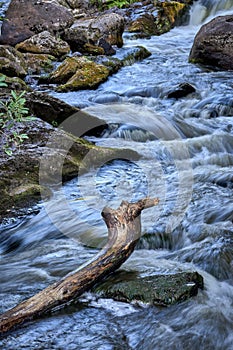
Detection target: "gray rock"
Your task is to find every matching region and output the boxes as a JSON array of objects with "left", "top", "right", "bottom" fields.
[
  {"left": 63, "top": 13, "right": 124, "bottom": 52},
  {"left": 16, "top": 31, "right": 70, "bottom": 57},
  {"left": 0, "top": 45, "right": 27, "bottom": 78},
  {"left": 189, "top": 15, "right": 233, "bottom": 70}
]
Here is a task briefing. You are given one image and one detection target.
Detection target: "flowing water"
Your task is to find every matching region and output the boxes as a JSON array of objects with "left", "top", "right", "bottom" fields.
[{"left": 1, "top": 1, "right": 233, "bottom": 349}]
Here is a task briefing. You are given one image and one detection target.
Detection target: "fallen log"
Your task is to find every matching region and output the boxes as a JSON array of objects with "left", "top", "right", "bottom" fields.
[{"left": 0, "top": 197, "right": 159, "bottom": 334}]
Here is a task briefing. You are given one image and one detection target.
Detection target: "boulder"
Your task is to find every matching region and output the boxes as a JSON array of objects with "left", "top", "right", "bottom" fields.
[
  {"left": 0, "top": 45, "right": 27, "bottom": 78},
  {"left": 0, "top": 0, "right": 74, "bottom": 46},
  {"left": 189, "top": 15, "right": 233, "bottom": 70},
  {"left": 63, "top": 13, "right": 124, "bottom": 53},
  {"left": 48, "top": 56, "right": 110, "bottom": 91},
  {"left": 16, "top": 31, "right": 70, "bottom": 57}
]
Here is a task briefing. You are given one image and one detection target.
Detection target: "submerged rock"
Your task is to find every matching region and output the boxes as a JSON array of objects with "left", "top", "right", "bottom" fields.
[
  {"left": 189, "top": 15, "right": 233, "bottom": 70},
  {"left": 167, "top": 82, "right": 196, "bottom": 99},
  {"left": 94, "top": 270, "right": 204, "bottom": 306},
  {"left": 120, "top": 46, "right": 151, "bottom": 65}
]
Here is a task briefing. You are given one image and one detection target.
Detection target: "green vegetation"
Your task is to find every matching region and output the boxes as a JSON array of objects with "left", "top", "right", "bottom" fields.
[
  {"left": 91, "top": 0, "right": 134, "bottom": 10},
  {"left": 0, "top": 76, "right": 35, "bottom": 155},
  {"left": 104, "top": 0, "right": 132, "bottom": 9}
]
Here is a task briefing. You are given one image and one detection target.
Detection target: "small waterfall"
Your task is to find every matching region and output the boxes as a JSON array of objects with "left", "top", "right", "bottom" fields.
[{"left": 189, "top": 0, "right": 233, "bottom": 26}]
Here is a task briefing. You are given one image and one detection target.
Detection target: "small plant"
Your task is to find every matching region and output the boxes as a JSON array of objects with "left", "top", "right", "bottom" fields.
[
  {"left": 90, "top": 0, "right": 133, "bottom": 10},
  {"left": 105, "top": 0, "right": 130, "bottom": 9},
  {"left": 0, "top": 87, "right": 36, "bottom": 156},
  {"left": 0, "top": 75, "right": 8, "bottom": 88}
]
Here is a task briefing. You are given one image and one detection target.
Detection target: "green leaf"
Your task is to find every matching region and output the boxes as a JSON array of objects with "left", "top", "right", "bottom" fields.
[
  {"left": 19, "top": 134, "right": 29, "bottom": 139},
  {"left": 0, "top": 75, "right": 8, "bottom": 88},
  {"left": 10, "top": 90, "right": 17, "bottom": 99},
  {"left": 22, "top": 116, "right": 36, "bottom": 122},
  {"left": 4, "top": 148, "right": 13, "bottom": 156}
]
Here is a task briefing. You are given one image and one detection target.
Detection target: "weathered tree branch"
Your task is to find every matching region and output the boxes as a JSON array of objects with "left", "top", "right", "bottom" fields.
[{"left": 0, "top": 197, "right": 159, "bottom": 335}]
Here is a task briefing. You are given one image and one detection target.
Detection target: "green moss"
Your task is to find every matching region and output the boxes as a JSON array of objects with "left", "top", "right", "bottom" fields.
[
  {"left": 94, "top": 270, "right": 204, "bottom": 306},
  {"left": 128, "top": 14, "right": 157, "bottom": 37},
  {"left": 155, "top": 1, "right": 188, "bottom": 35},
  {"left": 56, "top": 60, "right": 110, "bottom": 92}
]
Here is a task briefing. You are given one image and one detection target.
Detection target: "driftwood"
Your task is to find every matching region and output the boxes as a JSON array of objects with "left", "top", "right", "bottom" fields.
[{"left": 0, "top": 198, "right": 159, "bottom": 334}]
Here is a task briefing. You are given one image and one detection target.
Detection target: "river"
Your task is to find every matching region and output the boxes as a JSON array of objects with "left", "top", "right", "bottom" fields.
[{"left": 1, "top": 0, "right": 233, "bottom": 349}]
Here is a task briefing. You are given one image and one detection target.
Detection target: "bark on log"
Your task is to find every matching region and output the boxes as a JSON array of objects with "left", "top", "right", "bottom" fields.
[{"left": 0, "top": 197, "right": 159, "bottom": 335}]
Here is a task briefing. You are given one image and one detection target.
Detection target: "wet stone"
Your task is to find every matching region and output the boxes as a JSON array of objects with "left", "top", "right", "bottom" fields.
[{"left": 94, "top": 270, "right": 204, "bottom": 306}]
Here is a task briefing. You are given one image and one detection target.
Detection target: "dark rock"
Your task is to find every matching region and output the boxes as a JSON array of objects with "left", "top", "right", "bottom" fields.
[
  {"left": 98, "top": 38, "right": 116, "bottom": 55},
  {"left": 24, "top": 91, "right": 79, "bottom": 124},
  {"left": 94, "top": 270, "right": 204, "bottom": 306},
  {"left": 189, "top": 15, "right": 233, "bottom": 70},
  {"left": 0, "top": 0, "right": 74, "bottom": 46},
  {"left": 167, "top": 82, "right": 196, "bottom": 99}
]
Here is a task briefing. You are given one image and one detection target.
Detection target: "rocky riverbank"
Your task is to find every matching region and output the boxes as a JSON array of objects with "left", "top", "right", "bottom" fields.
[{"left": 0, "top": 0, "right": 195, "bottom": 221}]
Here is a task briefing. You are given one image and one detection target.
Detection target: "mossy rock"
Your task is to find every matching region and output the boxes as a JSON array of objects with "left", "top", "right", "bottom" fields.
[
  {"left": 155, "top": 1, "right": 188, "bottom": 35},
  {"left": 0, "top": 45, "right": 27, "bottom": 78},
  {"left": 0, "top": 74, "right": 31, "bottom": 91},
  {"left": 94, "top": 270, "right": 204, "bottom": 306},
  {"left": 121, "top": 46, "right": 151, "bottom": 66},
  {"left": 23, "top": 53, "right": 56, "bottom": 74},
  {"left": 0, "top": 117, "right": 139, "bottom": 221},
  {"left": 54, "top": 57, "right": 110, "bottom": 92},
  {"left": 128, "top": 14, "right": 158, "bottom": 38}
]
